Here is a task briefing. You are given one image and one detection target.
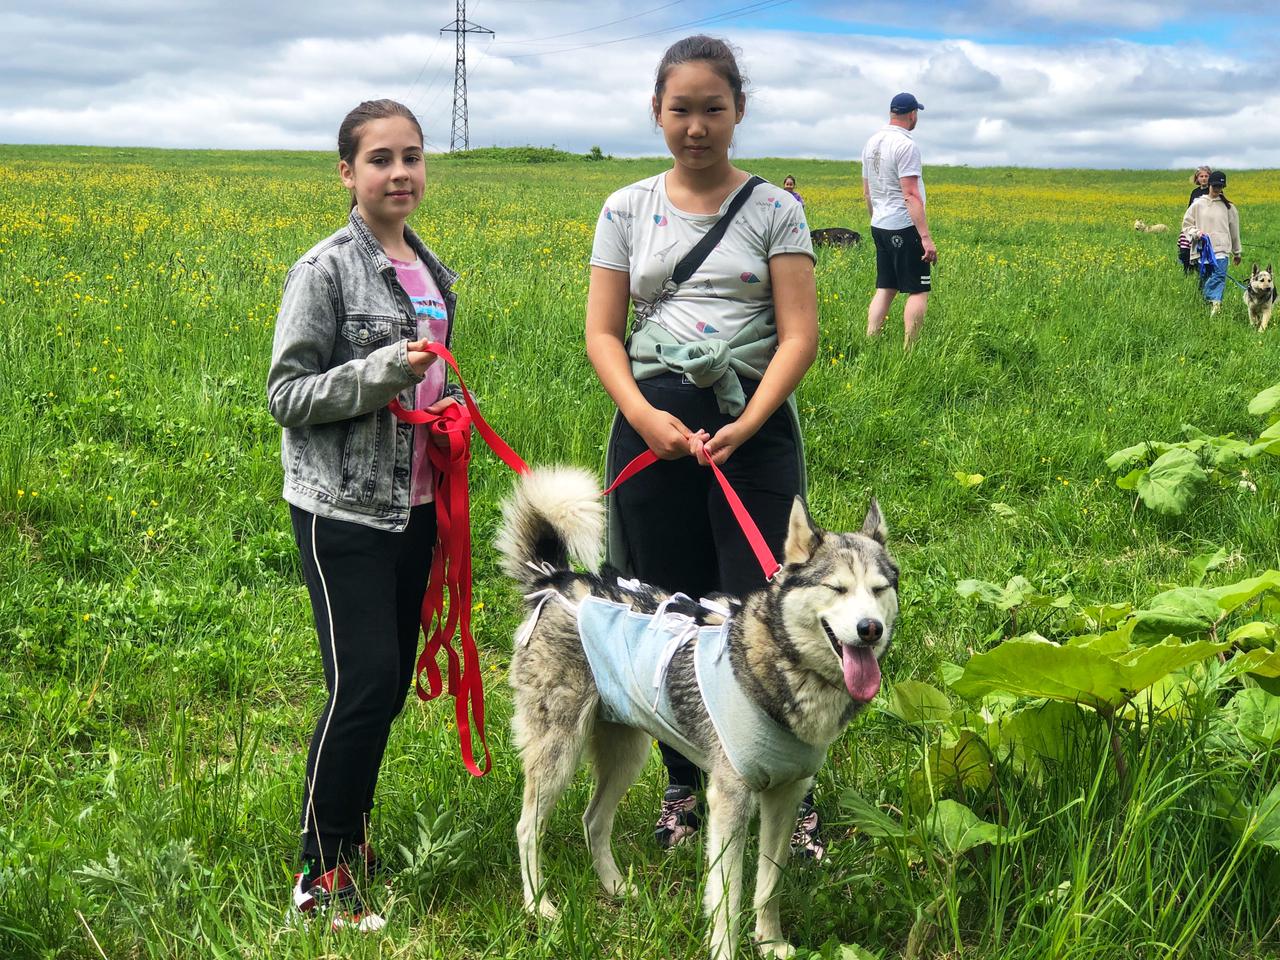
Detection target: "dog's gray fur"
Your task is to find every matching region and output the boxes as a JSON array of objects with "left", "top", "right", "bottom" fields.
[
  {"left": 500, "top": 466, "right": 898, "bottom": 959},
  {"left": 1245, "top": 263, "right": 1275, "bottom": 332}
]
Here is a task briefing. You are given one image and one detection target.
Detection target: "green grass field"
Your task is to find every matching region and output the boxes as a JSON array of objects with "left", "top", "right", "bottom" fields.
[{"left": 2, "top": 145, "right": 1279, "bottom": 959}]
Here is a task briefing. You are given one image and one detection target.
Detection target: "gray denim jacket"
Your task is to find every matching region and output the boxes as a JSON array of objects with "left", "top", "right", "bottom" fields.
[{"left": 267, "top": 209, "right": 460, "bottom": 531}]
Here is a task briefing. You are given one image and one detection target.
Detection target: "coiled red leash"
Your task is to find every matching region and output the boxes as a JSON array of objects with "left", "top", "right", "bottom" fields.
[
  {"left": 390, "top": 342, "right": 780, "bottom": 776},
  {"left": 389, "top": 342, "right": 527, "bottom": 778}
]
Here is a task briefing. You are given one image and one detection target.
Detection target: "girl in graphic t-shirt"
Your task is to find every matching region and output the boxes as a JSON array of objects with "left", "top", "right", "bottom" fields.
[
  {"left": 585, "top": 36, "right": 825, "bottom": 857},
  {"left": 267, "top": 99, "right": 462, "bottom": 931}
]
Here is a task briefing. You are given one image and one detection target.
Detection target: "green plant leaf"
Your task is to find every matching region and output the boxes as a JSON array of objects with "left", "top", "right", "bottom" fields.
[
  {"left": 1255, "top": 419, "right": 1280, "bottom": 456},
  {"left": 1222, "top": 784, "right": 1280, "bottom": 850},
  {"left": 1116, "top": 466, "right": 1146, "bottom": 491},
  {"left": 1247, "top": 382, "right": 1280, "bottom": 418},
  {"left": 1135, "top": 446, "right": 1207, "bottom": 515},
  {"left": 1106, "top": 442, "right": 1154, "bottom": 472},
  {"left": 924, "top": 800, "right": 1020, "bottom": 855},
  {"left": 954, "top": 471, "right": 985, "bottom": 488},
  {"left": 927, "top": 730, "right": 993, "bottom": 793},
  {"left": 1188, "top": 546, "right": 1229, "bottom": 586},
  {"left": 1227, "top": 621, "right": 1279, "bottom": 649},
  {"left": 1225, "top": 688, "right": 1280, "bottom": 748},
  {"left": 952, "top": 636, "right": 1228, "bottom": 708},
  {"left": 990, "top": 502, "right": 1019, "bottom": 520},
  {"left": 882, "top": 680, "right": 953, "bottom": 725},
  {"left": 956, "top": 575, "right": 1063, "bottom": 611},
  {"left": 838, "top": 945, "right": 880, "bottom": 960},
  {"left": 991, "top": 699, "right": 1085, "bottom": 774},
  {"left": 839, "top": 789, "right": 906, "bottom": 841},
  {"left": 1224, "top": 647, "right": 1280, "bottom": 679}
]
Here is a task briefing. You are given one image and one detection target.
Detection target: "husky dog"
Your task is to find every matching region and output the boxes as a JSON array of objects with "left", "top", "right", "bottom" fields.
[
  {"left": 499, "top": 467, "right": 898, "bottom": 960},
  {"left": 1245, "top": 263, "right": 1275, "bottom": 331},
  {"left": 1134, "top": 219, "right": 1169, "bottom": 233},
  {"left": 810, "top": 226, "right": 862, "bottom": 247}
]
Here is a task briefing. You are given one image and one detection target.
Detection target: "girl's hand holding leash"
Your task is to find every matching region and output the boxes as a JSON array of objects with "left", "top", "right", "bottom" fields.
[
  {"left": 406, "top": 338, "right": 440, "bottom": 377},
  {"left": 636, "top": 405, "right": 707, "bottom": 460},
  {"left": 692, "top": 420, "right": 752, "bottom": 467}
]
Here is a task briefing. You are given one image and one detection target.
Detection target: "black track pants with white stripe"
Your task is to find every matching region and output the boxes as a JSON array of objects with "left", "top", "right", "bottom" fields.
[{"left": 290, "top": 503, "right": 437, "bottom": 866}]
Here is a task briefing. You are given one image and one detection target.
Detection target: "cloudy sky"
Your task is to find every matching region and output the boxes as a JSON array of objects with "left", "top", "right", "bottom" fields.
[{"left": 3, "top": 0, "right": 1279, "bottom": 168}]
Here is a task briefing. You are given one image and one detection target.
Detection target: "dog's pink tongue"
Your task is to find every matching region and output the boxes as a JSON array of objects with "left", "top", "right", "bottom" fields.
[{"left": 842, "top": 646, "right": 881, "bottom": 702}]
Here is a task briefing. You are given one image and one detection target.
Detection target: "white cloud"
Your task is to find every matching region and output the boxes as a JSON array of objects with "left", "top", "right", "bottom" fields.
[{"left": 0, "top": 2, "right": 1278, "bottom": 168}]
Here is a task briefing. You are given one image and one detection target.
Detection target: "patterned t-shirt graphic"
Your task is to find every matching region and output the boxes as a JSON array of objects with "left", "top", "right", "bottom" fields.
[{"left": 392, "top": 256, "right": 448, "bottom": 506}]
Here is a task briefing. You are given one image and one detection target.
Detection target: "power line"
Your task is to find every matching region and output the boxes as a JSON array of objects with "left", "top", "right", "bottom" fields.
[
  {"left": 490, "top": 1, "right": 685, "bottom": 46},
  {"left": 498, "top": 0, "right": 794, "bottom": 60},
  {"left": 403, "top": 35, "right": 445, "bottom": 104}
]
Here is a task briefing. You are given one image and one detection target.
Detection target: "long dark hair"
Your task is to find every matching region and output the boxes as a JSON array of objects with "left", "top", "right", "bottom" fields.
[
  {"left": 652, "top": 35, "right": 747, "bottom": 118},
  {"left": 337, "top": 99, "right": 424, "bottom": 209}
]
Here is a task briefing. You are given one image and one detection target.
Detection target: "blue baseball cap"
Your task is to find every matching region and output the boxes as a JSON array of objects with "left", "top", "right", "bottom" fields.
[{"left": 890, "top": 92, "right": 924, "bottom": 114}]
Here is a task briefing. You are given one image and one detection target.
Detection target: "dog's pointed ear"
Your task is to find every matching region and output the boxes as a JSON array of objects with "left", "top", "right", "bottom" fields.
[
  {"left": 861, "top": 497, "right": 888, "bottom": 545},
  {"left": 783, "top": 496, "right": 821, "bottom": 565},
  {"left": 1253, "top": 262, "right": 1260, "bottom": 276}
]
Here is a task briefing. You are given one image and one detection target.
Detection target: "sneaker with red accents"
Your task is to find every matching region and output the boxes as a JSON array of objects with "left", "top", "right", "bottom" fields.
[{"left": 292, "top": 861, "right": 386, "bottom": 932}]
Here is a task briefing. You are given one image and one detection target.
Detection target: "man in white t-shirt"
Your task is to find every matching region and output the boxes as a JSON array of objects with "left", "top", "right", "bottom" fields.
[{"left": 861, "top": 92, "right": 937, "bottom": 348}]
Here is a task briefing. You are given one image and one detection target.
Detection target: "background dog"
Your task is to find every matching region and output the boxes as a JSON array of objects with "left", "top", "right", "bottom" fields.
[
  {"left": 500, "top": 467, "right": 898, "bottom": 960},
  {"left": 1134, "top": 219, "right": 1169, "bottom": 233},
  {"left": 810, "top": 226, "right": 862, "bottom": 247},
  {"left": 1245, "top": 263, "right": 1275, "bottom": 331}
]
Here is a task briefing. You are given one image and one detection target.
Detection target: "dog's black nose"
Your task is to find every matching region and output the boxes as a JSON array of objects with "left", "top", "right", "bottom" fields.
[{"left": 857, "top": 619, "right": 883, "bottom": 643}]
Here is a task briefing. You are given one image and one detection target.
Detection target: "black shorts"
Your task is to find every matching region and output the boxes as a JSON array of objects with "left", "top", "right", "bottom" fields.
[{"left": 872, "top": 225, "right": 931, "bottom": 294}]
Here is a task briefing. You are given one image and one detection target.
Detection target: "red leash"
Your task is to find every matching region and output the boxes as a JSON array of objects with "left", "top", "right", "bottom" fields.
[
  {"left": 601, "top": 449, "right": 781, "bottom": 581},
  {"left": 390, "top": 342, "right": 781, "bottom": 776},
  {"left": 389, "top": 342, "right": 528, "bottom": 778}
]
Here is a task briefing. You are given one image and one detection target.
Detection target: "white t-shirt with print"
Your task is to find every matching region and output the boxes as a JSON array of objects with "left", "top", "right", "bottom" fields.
[
  {"left": 589, "top": 173, "right": 814, "bottom": 344},
  {"left": 861, "top": 125, "right": 925, "bottom": 231}
]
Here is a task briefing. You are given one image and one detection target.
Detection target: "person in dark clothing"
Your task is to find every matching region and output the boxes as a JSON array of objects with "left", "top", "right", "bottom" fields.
[{"left": 1180, "top": 165, "right": 1212, "bottom": 274}]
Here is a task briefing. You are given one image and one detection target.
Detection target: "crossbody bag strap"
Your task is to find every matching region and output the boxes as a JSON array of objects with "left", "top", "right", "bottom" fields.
[{"left": 669, "top": 175, "right": 764, "bottom": 286}]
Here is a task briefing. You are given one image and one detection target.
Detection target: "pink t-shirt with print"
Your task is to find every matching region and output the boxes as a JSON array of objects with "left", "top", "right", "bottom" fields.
[{"left": 391, "top": 256, "right": 449, "bottom": 506}]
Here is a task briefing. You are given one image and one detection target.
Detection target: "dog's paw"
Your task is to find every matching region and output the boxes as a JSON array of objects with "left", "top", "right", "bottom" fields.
[
  {"left": 525, "top": 897, "right": 560, "bottom": 920},
  {"left": 754, "top": 937, "right": 796, "bottom": 959},
  {"left": 602, "top": 877, "right": 639, "bottom": 899}
]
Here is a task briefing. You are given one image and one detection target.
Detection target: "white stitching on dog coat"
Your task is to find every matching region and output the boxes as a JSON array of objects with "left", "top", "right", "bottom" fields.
[{"left": 575, "top": 596, "right": 825, "bottom": 791}]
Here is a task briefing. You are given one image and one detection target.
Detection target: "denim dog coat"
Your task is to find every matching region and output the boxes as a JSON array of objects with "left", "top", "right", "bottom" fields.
[{"left": 571, "top": 595, "right": 826, "bottom": 792}]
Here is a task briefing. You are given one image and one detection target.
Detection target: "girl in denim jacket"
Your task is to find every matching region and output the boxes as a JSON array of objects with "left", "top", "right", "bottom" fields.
[{"left": 267, "top": 99, "right": 460, "bottom": 931}]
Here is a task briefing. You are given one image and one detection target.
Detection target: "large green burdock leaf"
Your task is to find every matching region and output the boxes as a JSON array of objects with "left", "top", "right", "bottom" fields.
[
  {"left": 1128, "top": 572, "right": 1280, "bottom": 644},
  {"left": 956, "top": 576, "right": 1070, "bottom": 611},
  {"left": 882, "top": 680, "right": 953, "bottom": 726},
  {"left": 1225, "top": 689, "right": 1280, "bottom": 748},
  {"left": 1248, "top": 382, "right": 1280, "bottom": 418},
  {"left": 1256, "top": 419, "right": 1280, "bottom": 456},
  {"left": 989, "top": 700, "right": 1085, "bottom": 775},
  {"left": 925, "top": 800, "right": 1025, "bottom": 855},
  {"left": 1106, "top": 440, "right": 1176, "bottom": 472},
  {"left": 1221, "top": 784, "right": 1280, "bottom": 850},
  {"left": 951, "top": 636, "right": 1227, "bottom": 708},
  {"left": 1135, "top": 446, "right": 1207, "bottom": 514},
  {"left": 1224, "top": 647, "right": 1280, "bottom": 679}
]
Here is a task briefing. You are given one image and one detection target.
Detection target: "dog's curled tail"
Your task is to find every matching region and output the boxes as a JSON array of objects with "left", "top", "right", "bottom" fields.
[{"left": 495, "top": 466, "right": 604, "bottom": 586}]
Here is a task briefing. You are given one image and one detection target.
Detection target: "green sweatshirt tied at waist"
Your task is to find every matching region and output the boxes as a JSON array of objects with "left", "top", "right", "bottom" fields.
[{"left": 628, "top": 313, "right": 778, "bottom": 417}]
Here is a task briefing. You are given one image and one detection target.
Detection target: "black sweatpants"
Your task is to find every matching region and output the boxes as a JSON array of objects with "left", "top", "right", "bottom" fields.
[
  {"left": 607, "top": 373, "right": 802, "bottom": 788},
  {"left": 290, "top": 503, "right": 437, "bottom": 866}
]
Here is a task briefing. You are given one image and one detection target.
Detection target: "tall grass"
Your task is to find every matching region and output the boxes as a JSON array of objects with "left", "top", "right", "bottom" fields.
[{"left": 1, "top": 146, "right": 1278, "bottom": 958}]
